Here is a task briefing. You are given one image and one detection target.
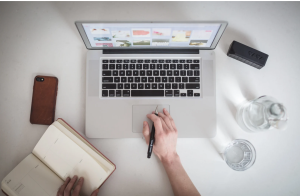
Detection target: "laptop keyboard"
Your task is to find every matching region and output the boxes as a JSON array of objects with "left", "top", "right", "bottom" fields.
[{"left": 101, "top": 58, "right": 201, "bottom": 98}]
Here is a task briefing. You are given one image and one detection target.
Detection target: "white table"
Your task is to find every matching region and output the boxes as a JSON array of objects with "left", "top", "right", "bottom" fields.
[{"left": 1, "top": 2, "right": 300, "bottom": 196}]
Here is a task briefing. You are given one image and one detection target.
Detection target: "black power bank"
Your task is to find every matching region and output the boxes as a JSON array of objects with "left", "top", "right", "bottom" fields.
[{"left": 227, "top": 41, "right": 269, "bottom": 69}]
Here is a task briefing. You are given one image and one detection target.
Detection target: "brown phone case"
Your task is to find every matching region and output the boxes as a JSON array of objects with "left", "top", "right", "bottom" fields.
[{"left": 30, "top": 76, "right": 58, "bottom": 125}]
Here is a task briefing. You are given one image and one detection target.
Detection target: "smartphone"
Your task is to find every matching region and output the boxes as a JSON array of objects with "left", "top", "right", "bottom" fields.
[{"left": 30, "top": 76, "right": 58, "bottom": 125}]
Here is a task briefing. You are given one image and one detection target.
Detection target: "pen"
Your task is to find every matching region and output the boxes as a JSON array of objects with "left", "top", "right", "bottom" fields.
[{"left": 147, "top": 105, "right": 158, "bottom": 158}]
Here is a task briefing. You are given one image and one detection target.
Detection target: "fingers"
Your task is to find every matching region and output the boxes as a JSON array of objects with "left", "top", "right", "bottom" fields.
[
  {"left": 72, "top": 177, "right": 84, "bottom": 196},
  {"left": 163, "top": 108, "right": 177, "bottom": 131},
  {"left": 57, "top": 177, "right": 70, "bottom": 196},
  {"left": 158, "top": 111, "right": 172, "bottom": 130},
  {"left": 64, "top": 175, "right": 78, "bottom": 196},
  {"left": 91, "top": 189, "right": 99, "bottom": 196},
  {"left": 142, "top": 121, "right": 150, "bottom": 145},
  {"left": 147, "top": 113, "right": 163, "bottom": 134}
]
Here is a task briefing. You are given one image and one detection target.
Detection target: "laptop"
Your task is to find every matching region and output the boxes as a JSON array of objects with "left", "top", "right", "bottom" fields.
[{"left": 75, "top": 22, "right": 227, "bottom": 138}]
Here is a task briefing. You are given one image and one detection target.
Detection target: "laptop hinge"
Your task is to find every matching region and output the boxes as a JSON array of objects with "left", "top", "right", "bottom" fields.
[{"left": 103, "top": 49, "right": 199, "bottom": 54}]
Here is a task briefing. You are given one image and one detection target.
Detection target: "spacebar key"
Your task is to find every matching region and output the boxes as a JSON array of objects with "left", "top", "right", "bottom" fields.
[{"left": 131, "top": 90, "right": 164, "bottom": 97}]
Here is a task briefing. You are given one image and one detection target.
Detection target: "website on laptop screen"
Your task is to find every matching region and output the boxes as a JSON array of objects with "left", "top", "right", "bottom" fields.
[{"left": 82, "top": 23, "right": 221, "bottom": 48}]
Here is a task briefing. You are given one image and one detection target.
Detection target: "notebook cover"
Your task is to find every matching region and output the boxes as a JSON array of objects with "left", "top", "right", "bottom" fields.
[{"left": 57, "top": 118, "right": 116, "bottom": 188}]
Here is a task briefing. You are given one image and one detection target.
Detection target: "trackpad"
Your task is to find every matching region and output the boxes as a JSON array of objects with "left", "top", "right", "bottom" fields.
[{"left": 132, "top": 105, "right": 170, "bottom": 133}]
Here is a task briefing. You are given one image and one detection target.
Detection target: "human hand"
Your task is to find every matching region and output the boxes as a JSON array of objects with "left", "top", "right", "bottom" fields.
[
  {"left": 143, "top": 108, "right": 178, "bottom": 164},
  {"left": 57, "top": 175, "right": 99, "bottom": 196}
]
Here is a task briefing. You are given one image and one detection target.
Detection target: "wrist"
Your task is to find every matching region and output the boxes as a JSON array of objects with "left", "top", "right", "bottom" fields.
[{"left": 161, "top": 152, "right": 180, "bottom": 167}]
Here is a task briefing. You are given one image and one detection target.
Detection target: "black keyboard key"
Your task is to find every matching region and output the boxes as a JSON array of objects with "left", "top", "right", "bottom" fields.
[
  {"left": 191, "top": 64, "right": 200, "bottom": 69},
  {"left": 153, "top": 70, "right": 159, "bottom": 76},
  {"left": 174, "top": 70, "right": 179, "bottom": 76},
  {"left": 174, "top": 90, "right": 180, "bottom": 97},
  {"left": 131, "top": 90, "right": 164, "bottom": 97},
  {"left": 182, "top": 77, "right": 188, "bottom": 82},
  {"left": 193, "top": 59, "right": 199, "bottom": 63},
  {"left": 169, "top": 77, "right": 174, "bottom": 82},
  {"left": 130, "top": 64, "right": 135, "bottom": 69},
  {"left": 177, "top": 64, "right": 182, "bottom": 69},
  {"left": 131, "top": 83, "right": 137, "bottom": 89},
  {"left": 123, "top": 90, "right": 130, "bottom": 97},
  {"left": 166, "top": 59, "right": 171, "bottom": 63},
  {"left": 194, "top": 70, "right": 200, "bottom": 76},
  {"left": 187, "top": 90, "right": 193, "bottom": 97},
  {"left": 150, "top": 64, "right": 155, "bottom": 69},
  {"left": 110, "top": 60, "right": 115, "bottom": 63},
  {"left": 131, "top": 60, "right": 136, "bottom": 63},
  {"left": 109, "top": 64, "right": 115, "bottom": 69},
  {"left": 180, "top": 60, "right": 185, "bottom": 63},
  {"left": 128, "top": 77, "right": 133, "bottom": 82},
  {"left": 126, "top": 70, "right": 132, "bottom": 76},
  {"left": 121, "top": 77, "right": 127, "bottom": 82},
  {"left": 123, "top": 64, "right": 128, "bottom": 69},
  {"left": 102, "top": 90, "right": 108, "bottom": 97},
  {"left": 145, "top": 83, "right": 150, "bottom": 89},
  {"left": 172, "top": 83, "right": 178, "bottom": 89},
  {"left": 102, "top": 71, "right": 111, "bottom": 76},
  {"left": 116, "top": 90, "right": 122, "bottom": 97},
  {"left": 143, "top": 64, "right": 149, "bottom": 69},
  {"left": 160, "top": 70, "right": 166, "bottom": 76},
  {"left": 187, "top": 60, "right": 192, "bottom": 63},
  {"left": 138, "top": 59, "right": 143, "bottom": 63},
  {"left": 102, "top": 84, "right": 116, "bottom": 89},
  {"left": 103, "top": 60, "right": 108, "bottom": 63},
  {"left": 181, "top": 93, "right": 186, "bottom": 97},
  {"left": 148, "top": 77, "right": 154, "bottom": 82},
  {"left": 118, "top": 83, "right": 123, "bottom": 89},
  {"left": 155, "top": 77, "right": 161, "bottom": 82},
  {"left": 116, "top": 64, "right": 122, "bottom": 69},
  {"left": 141, "top": 77, "right": 147, "bottom": 82},
  {"left": 159, "top": 59, "right": 164, "bottom": 63},
  {"left": 114, "top": 77, "right": 120, "bottom": 82},
  {"left": 187, "top": 70, "right": 193, "bottom": 76},
  {"left": 140, "top": 70, "right": 145, "bottom": 76},
  {"left": 152, "top": 83, "right": 157, "bottom": 89},
  {"left": 138, "top": 83, "right": 144, "bottom": 89},
  {"left": 117, "top": 59, "right": 122, "bottom": 63},
  {"left": 167, "top": 71, "right": 173, "bottom": 76},
  {"left": 147, "top": 70, "right": 152, "bottom": 76},
  {"left": 124, "top": 60, "right": 129, "bottom": 63},
  {"left": 113, "top": 71, "right": 118, "bottom": 76},
  {"left": 102, "top": 77, "right": 113, "bottom": 82},
  {"left": 119, "top": 70, "right": 125, "bottom": 76},
  {"left": 162, "top": 77, "right": 167, "bottom": 82},
  {"left": 158, "top": 83, "right": 164, "bottom": 89},
  {"left": 189, "top": 77, "right": 200, "bottom": 82},
  {"left": 109, "top": 90, "right": 115, "bottom": 97},
  {"left": 194, "top": 93, "right": 200, "bottom": 97},
  {"left": 179, "top": 83, "right": 184, "bottom": 89},
  {"left": 165, "top": 90, "right": 173, "bottom": 97},
  {"left": 163, "top": 64, "right": 169, "bottom": 69},
  {"left": 180, "top": 70, "right": 186, "bottom": 76},
  {"left": 186, "top": 83, "right": 200, "bottom": 89},
  {"left": 173, "top": 60, "right": 178, "bottom": 63},
  {"left": 135, "top": 77, "right": 140, "bottom": 82},
  {"left": 124, "top": 83, "right": 130, "bottom": 89},
  {"left": 184, "top": 64, "right": 189, "bottom": 69},
  {"left": 145, "top": 59, "right": 150, "bottom": 63},
  {"left": 102, "top": 64, "right": 108, "bottom": 69},
  {"left": 175, "top": 77, "right": 181, "bottom": 82},
  {"left": 133, "top": 71, "right": 139, "bottom": 76},
  {"left": 165, "top": 83, "right": 171, "bottom": 89},
  {"left": 157, "top": 64, "right": 162, "bottom": 69},
  {"left": 152, "top": 59, "right": 157, "bottom": 63},
  {"left": 136, "top": 64, "right": 142, "bottom": 69},
  {"left": 170, "top": 64, "right": 176, "bottom": 69}
]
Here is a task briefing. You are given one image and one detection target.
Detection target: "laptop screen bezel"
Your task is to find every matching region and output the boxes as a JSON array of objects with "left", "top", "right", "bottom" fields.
[{"left": 75, "top": 21, "right": 228, "bottom": 50}]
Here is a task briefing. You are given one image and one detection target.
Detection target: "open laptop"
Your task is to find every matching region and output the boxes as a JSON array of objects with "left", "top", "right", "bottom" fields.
[{"left": 75, "top": 22, "right": 227, "bottom": 138}]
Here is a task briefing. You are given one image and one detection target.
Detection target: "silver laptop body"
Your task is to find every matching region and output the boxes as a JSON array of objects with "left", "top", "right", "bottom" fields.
[{"left": 75, "top": 22, "right": 227, "bottom": 138}]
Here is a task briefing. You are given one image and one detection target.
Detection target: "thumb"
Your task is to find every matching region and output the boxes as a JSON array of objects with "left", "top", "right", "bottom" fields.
[
  {"left": 91, "top": 188, "right": 99, "bottom": 196},
  {"left": 142, "top": 121, "right": 150, "bottom": 145}
]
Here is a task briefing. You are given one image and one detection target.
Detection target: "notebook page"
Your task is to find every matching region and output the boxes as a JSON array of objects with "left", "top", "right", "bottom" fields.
[
  {"left": 1, "top": 154, "right": 63, "bottom": 196},
  {"left": 32, "top": 125, "right": 108, "bottom": 196}
]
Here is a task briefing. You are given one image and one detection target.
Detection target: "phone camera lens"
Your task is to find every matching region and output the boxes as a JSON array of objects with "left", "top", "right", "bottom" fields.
[
  {"left": 41, "top": 78, "right": 44, "bottom": 81},
  {"left": 36, "top": 77, "right": 40, "bottom": 81}
]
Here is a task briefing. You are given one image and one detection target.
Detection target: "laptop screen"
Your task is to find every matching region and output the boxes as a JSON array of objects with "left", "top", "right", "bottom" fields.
[{"left": 79, "top": 22, "right": 224, "bottom": 49}]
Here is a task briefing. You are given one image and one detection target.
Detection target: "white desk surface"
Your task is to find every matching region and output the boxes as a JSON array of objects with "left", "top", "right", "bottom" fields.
[{"left": 0, "top": 2, "right": 300, "bottom": 196}]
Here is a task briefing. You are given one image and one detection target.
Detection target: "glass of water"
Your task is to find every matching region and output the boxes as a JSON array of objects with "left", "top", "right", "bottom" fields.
[{"left": 223, "top": 139, "right": 256, "bottom": 171}]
